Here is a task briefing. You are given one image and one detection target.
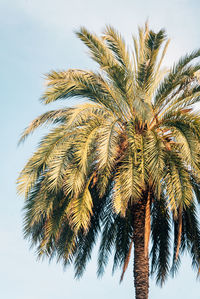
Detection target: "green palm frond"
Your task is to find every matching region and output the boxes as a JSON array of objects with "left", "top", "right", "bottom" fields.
[
  {"left": 183, "top": 203, "right": 200, "bottom": 273},
  {"left": 97, "top": 202, "right": 117, "bottom": 277},
  {"left": 150, "top": 196, "right": 171, "bottom": 286},
  {"left": 171, "top": 209, "right": 182, "bottom": 277},
  {"left": 112, "top": 211, "right": 133, "bottom": 275},
  {"left": 190, "top": 174, "right": 200, "bottom": 204},
  {"left": 73, "top": 185, "right": 112, "bottom": 278}
]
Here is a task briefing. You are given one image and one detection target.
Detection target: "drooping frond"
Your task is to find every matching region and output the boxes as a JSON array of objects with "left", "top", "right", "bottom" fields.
[
  {"left": 96, "top": 119, "right": 121, "bottom": 197},
  {"left": 171, "top": 208, "right": 183, "bottom": 277},
  {"left": 73, "top": 186, "right": 111, "bottom": 278},
  {"left": 150, "top": 196, "right": 171, "bottom": 285},
  {"left": 97, "top": 201, "right": 117, "bottom": 277},
  {"left": 182, "top": 203, "right": 200, "bottom": 273},
  {"left": 113, "top": 151, "right": 143, "bottom": 216},
  {"left": 112, "top": 211, "right": 133, "bottom": 274},
  {"left": 190, "top": 174, "right": 200, "bottom": 204},
  {"left": 17, "top": 125, "right": 73, "bottom": 198},
  {"left": 144, "top": 130, "right": 165, "bottom": 194},
  {"left": 18, "top": 108, "right": 74, "bottom": 144},
  {"left": 66, "top": 183, "right": 93, "bottom": 233}
]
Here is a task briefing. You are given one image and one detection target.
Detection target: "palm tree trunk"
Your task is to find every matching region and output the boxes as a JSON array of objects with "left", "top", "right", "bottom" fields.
[{"left": 133, "top": 197, "right": 149, "bottom": 299}]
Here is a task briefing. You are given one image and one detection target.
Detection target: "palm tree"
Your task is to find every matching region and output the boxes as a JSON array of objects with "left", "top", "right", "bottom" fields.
[{"left": 17, "top": 23, "right": 200, "bottom": 299}]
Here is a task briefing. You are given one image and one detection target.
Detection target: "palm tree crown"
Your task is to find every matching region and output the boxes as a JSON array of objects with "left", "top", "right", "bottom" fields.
[{"left": 18, "top": 23, "right": 200, "bottom": 298}]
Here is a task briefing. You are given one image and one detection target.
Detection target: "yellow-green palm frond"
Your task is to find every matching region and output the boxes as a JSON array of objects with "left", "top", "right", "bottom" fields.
[
  {"left": 156, "top": 38, "right": 170, "bottom": 74},
  {"left": 76, "top": 27, "right": 117, "bottom": 67},
  {"left": 154, "top": 49, "right": 200, "bottom": 110},
  {"left": 75, "top": 27, "right": 126, "bottom": 81},
  {"left": 42, "top": 70, "right": 114, "bottom": 107},
  {"left": 103, "top": 25, "right": 132, "bottom": 73},
  {"left": 134, "top": 25, "right": 167, "bottom": 98},
  {"left": 19, "top": 108, "right": 73, "bottom": 144},
  {"left": 96, "top": 119, "right": 121, "bottom": 196},
  {"left": 170, "top": 126, "right": 200, "bottom": 170},
  {"left": 75, "top": 28, "right": 136, "bottom": 117},
  {"left": 160, "top": 109, "right": 200, "bottom": 143},
  {"left": 73, "top": 122, "right": 101, "bottom": 175},
  {"left": 42, "top": 70, "right": 130, "bottom": 121},
  {"left": 17, "top": 125, "right": 74, "bottom": 198},
  {"left": 46, "top": 117, "right": 105, "bottom": 192},
  {"left": 144, "top": 130, "right": 165, "bottom": 194},
  {"left": 113, "top": 151, "right": 143, "bottom": 216},
  {"left": 163, "top": 151, "right": 193, "bottom": 214},
  {"left": 133, "top": 22, "right": 149, "bottom": 66},
  {"left": 66, "top": 184, "right": 93, "bottom": 233},
  {"left": 73, "top": 186, "right": 109, "bottom": 278}
]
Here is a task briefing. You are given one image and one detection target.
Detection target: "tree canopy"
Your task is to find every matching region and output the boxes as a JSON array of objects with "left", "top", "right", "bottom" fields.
[{"left": 18, "top": 23, "right": 200, "bottom": 296}]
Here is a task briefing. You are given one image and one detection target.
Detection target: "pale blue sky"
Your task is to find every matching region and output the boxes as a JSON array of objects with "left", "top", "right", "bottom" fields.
[{"left": 1, "top": 0, "right": 200, "bottom": 298}]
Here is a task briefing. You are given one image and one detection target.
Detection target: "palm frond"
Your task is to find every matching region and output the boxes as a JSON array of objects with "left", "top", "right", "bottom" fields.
[
  {"left": 103, "top": 25, "right": 132, "bottom": 72},
  {"left": 73, "top": 186, "right": 110, "bottom": 278},
  {"left": 183, "top": 203, "right": 200, "bottom": 273},
  {"left": 113, "top": 151, "right": 143, "bottom": 216},
  {"left": 154, "top": 49, "right": 200, "bottom": 109},
  {"left": 66, "top": 182, "right": 93, "bottom": 233},
  {"left": 150, "top": 197, "right": 171, "bottom": 286},
  {"left": 19, "top": 108, "right": 72, "bottom": 144},
  {"left": 112, "top": 212, "right": 133, "bottom": 275},
  {"left": 97, "top": 203, "right": 117, "bottom": 277},
  {"left": 96, "top": 119, "right": 121, "bottom": 197}
]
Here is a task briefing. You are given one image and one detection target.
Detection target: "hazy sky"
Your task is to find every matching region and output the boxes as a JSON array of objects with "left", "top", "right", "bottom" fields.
[{"left": 1, "top": 0, "right": 200, "bottom": 298}]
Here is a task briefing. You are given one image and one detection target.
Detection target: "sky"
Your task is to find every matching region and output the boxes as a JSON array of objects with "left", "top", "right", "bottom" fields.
[{"left": 1, "top": 0, "right": 200, "bottom": 298}]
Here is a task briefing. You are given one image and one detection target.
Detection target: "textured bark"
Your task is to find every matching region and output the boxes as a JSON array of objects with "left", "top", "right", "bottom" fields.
[{"left": 133, "top": 197, "right": 149, "bottom": 299}]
